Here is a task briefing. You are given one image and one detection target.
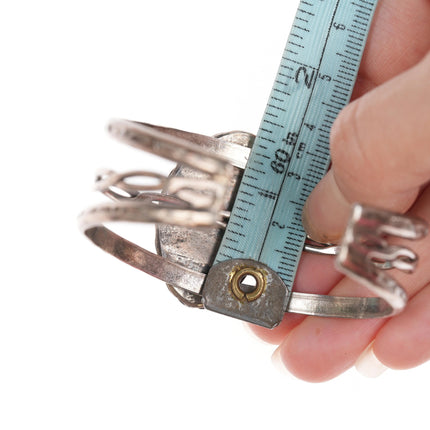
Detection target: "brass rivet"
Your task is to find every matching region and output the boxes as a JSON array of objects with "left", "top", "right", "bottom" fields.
[{"left": 229, "top": 265, "right": 267, "bottom": 302}]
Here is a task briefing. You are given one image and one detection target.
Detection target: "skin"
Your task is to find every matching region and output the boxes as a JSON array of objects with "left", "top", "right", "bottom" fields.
[{"left": 249, "top": 0, "right": 430, "bottom": 382}]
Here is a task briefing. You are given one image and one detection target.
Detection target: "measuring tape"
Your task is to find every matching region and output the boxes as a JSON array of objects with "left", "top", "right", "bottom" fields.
[
  {"left": 79, "top": 0, "right": 428, "bottom": 327},
  {"left": 214, "top": 0, "right": 378, "bottom": 292}
]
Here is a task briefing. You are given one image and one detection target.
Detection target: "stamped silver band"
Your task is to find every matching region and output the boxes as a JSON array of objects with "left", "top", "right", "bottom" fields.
[{"left": 79, "top": 120, "right": 427, "bottom": 326}]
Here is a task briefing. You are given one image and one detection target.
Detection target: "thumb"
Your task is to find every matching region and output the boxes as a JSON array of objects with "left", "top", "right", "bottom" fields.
[{"left": 302, "top": 52, "right": 430, "bottom": 243}]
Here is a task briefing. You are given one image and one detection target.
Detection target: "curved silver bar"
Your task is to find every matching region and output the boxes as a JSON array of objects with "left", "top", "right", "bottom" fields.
[
  {"left": 80, "top": 222, "right": 205, "bottom": 295},
  {"left": 128, "top": 121, "right": 251, "bottom": 170},
  {"left": 107, "top": 119, "right": 234, "bottom": 180},
  {"left": 367, "top": 245, "right": 418, "bottom": 272},
  {"left": 95, "top": 169, "right": 167, "bottom": 196},
  {"left": 303, "top": 239, "right": 339, "bottom": 256},
  {"left": 287, "top": 292, "right": 393, "bottom": 318},
  {"left": 81, "top": 121, "right": 428, "bottom": 325},
  {"left": 79, "top": 200, "right": 220, "bottom": 230},
  {"left": 335, "top": 203, "right": 428, "bottom": 315},
  {"left": 78, "top": 204, "right": 398, "bottom": 319}
]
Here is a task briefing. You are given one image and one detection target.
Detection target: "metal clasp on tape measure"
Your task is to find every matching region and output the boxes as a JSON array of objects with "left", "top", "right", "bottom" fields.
[{"left": 78, "top": 120, "right": 428, "bottom": 328}]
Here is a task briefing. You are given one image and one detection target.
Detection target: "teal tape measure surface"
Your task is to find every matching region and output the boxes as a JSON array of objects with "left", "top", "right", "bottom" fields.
[{"left": 215, "top": 0, "right": 378, "bottom": 290}]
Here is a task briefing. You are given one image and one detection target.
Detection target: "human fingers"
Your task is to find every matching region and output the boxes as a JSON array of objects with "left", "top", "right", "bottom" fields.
[
  {"left": 249, "top": 0, "right": 430, "bottom": 363},
  {"left": 372, "top": 282, "right": 430, "bottom": 370},
  {"left": 251, "top": 0, "right": 430, "bottom": 343},
  {"left": 277, "top": 185, "right": 430, "bottom": 382},
  {"left": 352, "top": 0, "right": 430, "bottom": 98},
  {"left": 371, "top": 185, "right": 430, "bottom": 371},
  {"left": 302, "top": 51, "right": 430, "bottom": 243}
]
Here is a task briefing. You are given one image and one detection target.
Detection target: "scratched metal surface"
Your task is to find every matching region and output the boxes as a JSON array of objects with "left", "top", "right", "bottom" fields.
[{"left": 2, "top": 1, "right": 429, "bottom": 430}]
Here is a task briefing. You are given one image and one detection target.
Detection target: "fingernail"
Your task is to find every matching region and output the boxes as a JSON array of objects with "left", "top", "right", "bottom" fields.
[
  {"left": 271, "top": 346, "right": 290, "bottom": 376},
  {"left": 301, "top": 192, "right": 331, "bottom": 243},
  {"left": 355, "top": 341, "right": 387, "bottom": 378},
  {"left": 301, "top": 171, "right": 350, "bottom": 243}
]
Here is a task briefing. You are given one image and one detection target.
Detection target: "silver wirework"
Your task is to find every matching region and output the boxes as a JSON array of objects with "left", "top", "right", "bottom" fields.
[
  {"left": 79, "top": 120, "right": 429, "bottom": 326},
  {"left": 335, "top": 203, "right": 428, "bottom": 314}
]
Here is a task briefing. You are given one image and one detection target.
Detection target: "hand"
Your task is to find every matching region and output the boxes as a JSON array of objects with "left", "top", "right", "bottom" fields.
[{"left": 250, "top": 0, "right": 430, "bottom": 382}]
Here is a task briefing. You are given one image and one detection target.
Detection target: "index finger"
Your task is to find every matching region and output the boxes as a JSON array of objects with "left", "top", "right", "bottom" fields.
[
  {"left": 303, "top": 52, "right": 430, "bottom": 243},
  {"left": 351, "top": 0, "right": 430, "bottom": 99}
]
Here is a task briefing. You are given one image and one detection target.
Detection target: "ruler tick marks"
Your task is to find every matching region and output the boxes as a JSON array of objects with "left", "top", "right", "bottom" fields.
[
  {"left": 344, "top": 49, "right": 360, "bottom": 58},
  {"left": 346, "top": 43, "right": 361, "bottom": 52},
  {"left": 295, "top": 17, "right": 309, "bottom": 24},
  {"left": 268, "top": 104, "right": 287, "bottom": 113},
  {"left": 255, "top": 153, "right": 270, "bottom": 160},
  {"left": 355, "top": 8, "right": 371, "bottom": 17},
  {"left": 261, "top": 127, "right": 273, "bottom": 133},
  {"left": 223, "top": 245, "right": 244, "bottom": 254},
  {"left": 336, "top": 52, "right": 359, "bottom": 63},
  {"left": 292, "top": 24, "right": 309, "bottom": 32},
  {"left": 234, "top": 215, "right": 251, "bottom": 222},
  {"left": 331, "top": 94, "right": 348, "bottom": 102},
  {"left": 325, "top": 113, "right": 338, "bottom": 121},
  {"left": 258, "top": 141, "right": 270, "bottom": 147},
  {"left": 340, "top": 58, "right": 357, "bottom": 67},
  {"left": 273, "top": 88, "right": 291, "bottom": 96},
  {"left": 237, "top": 198, "right": 255, "bottom": 206},
  {"left": 264, "top": 119, "right": 284, "bottom": 128},
  {"left": 278, "top": 72, "right": 295, "bottom": 80},
  {"left": 247, "top": 166, "right": 266, "bottom": 175},
  {"left": 225, "top": 237, "right": 239, "bottom": 244},
  {"left": 298, "top": 8, "right": 315, "bottom": 16},
  {"left": 290, "top": 33, "right": 304, "bottom": 40},
  {"left": 352, "top": 22, "right": 366, "bottom": 31},
  {"left": 230, "top": 221, "right": 244, "bottom": 229},
  {"left": 353, "top": 1, "right": 372, "bottom": 11},
  {"left": 339, "top": 64, "right": 355, "bottom": 73},
  {"left": 215, "top": 0, "right": 379, "bottom": 289},
  {"left": 348, "top": 32, "right": 364, "bottom": 41},
  {"left": 289, "top": 41, "right": 305, "bottom": 49},
  {"left": 333, "top": 87, "right": 349, "bottom": 95},
  {"left": 243, "top": 174, "right": 258, "bottom": 181}
]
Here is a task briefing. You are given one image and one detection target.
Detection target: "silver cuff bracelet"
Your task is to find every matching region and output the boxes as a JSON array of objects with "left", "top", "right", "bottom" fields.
[{"left": 79, "top": 119, "right": 428, "bottom": 328}]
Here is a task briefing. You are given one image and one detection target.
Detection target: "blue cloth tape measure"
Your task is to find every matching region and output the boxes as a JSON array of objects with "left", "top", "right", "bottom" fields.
[{"left": 215, "top": 0, "right": 379, "bottom": 292}]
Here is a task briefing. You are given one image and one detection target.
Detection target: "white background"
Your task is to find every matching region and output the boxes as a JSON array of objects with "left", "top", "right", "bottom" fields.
[{"left": 1, "top": 1, "right": 429, "bottom": 429}]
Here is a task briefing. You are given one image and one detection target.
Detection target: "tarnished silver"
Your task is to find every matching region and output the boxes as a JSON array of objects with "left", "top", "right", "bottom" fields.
[
  {"left": 336, "top": 203, "right": 429, "bottom": 314},
  {"left": 79, "top": 119, "right": 428, "bottom": 327},
  {"left": 79, "top": 121, "right": 251, "bottom": 298},
  {"left": 156, "top": 129, "right": 255, "bottom": 307},
  {"left": 202, "top": 259, "right": 289, "bottom": 328}
]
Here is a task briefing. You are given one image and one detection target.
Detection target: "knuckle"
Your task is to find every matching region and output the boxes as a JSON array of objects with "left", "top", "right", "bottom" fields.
[{"left": 329, "top": 100, "right": 376, "bottom": 198}]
